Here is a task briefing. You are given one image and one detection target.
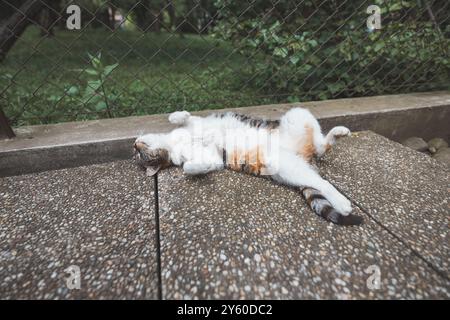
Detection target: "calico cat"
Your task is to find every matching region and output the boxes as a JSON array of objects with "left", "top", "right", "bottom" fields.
[{"left": 134, "top": 108, "right": 363, "bottom": 225}]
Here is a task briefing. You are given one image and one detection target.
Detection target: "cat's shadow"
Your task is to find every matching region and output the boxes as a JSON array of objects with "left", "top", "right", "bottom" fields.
[{"left": 183, "top": 172, "right": 216, "bottom": 186}]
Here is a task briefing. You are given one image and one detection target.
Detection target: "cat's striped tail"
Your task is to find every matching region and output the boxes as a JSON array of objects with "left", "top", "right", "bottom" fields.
[{"left": 302, "top": 188, "right": 363, "bottom": 226}]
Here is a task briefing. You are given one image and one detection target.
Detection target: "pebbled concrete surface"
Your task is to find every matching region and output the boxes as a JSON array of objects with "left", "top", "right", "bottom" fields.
[
  {"left": 157, "top": 168, "right": 449, "bottom": 299},
  {"left": 0, "top": 160, "right": 157, "bottom": 299},
  {"left": 1, "top": 131, "right": 448, "bottom": 299},
  {"left": 320, "top": 131, "right": 450, "bottom": 276}
]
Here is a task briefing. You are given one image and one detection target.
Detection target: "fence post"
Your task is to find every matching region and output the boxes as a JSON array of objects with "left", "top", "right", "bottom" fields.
[{"left": 0, "top": 107, "right": 15, "bottom": 139}]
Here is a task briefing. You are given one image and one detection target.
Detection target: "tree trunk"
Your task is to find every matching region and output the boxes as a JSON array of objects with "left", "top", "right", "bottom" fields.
[
  {"left": 109, "top": 7, "right": 116, "bottom": 30},
  {"left": 39, "top": 7, "right": 50, "bottom": 36},
  {"left": 182, "top": 0, "right": 199, "bottom": 34},
  {"left": 134, "top": 0, "right": 151, "bottom": 32},
  {"left": 0, "top": 0, "right": 46, "bottom": 61},
  {"left": 0, "top": 0, "right": 27, "bottom": 22},
  {"left": 94, "top": 9, "right": 112, "bottom": 29},
  {"left": 166, "top": 0, "right": 175, "bottom": 31},
  {"left": 135, "top": 9, "right": 149, "bottom": 31},
  {"left": 0, "top": 107, "right": 15, "bottom": 139},
  {"left": 149, "top": 11, "right": 162, "bottom": 33},
  {"left": 45, "top": 0, "right": 61, "bottom": 35},
  {"left": 39, "top": 7, "right": 58, "bottom": 37}
]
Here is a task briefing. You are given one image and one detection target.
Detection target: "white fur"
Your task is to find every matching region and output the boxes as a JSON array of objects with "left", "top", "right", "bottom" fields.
[
  {"left": 168, "top": 111, "right": 191, "bottom": 125},
  {"left": 136, "top": 108, "right": 352, "bottom": 215}
]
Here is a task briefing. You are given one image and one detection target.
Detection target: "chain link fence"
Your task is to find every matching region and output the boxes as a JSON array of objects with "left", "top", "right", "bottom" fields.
[{"left": 0, "top": 0, "right": 449, "bottom": 133}]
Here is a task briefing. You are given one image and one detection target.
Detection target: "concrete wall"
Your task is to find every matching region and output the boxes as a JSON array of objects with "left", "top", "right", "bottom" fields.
[
  {"left": 1, "top": 91, "right": 449, "bottom": 177},
  {"left": 319, "top": 105, "right": 450, "bottom": 142}
]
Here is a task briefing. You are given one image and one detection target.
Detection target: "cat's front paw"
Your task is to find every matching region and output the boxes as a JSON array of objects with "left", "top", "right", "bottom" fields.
[
  {"left": 183, "top": 162, "right": 209, "bottom": 175},
  {"left": 169, "top": 111, "right": 191, "bottom": 125}
]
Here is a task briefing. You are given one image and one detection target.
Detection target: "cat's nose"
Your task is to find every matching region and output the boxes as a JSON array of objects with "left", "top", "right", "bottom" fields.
[{"left": 134, "top": 141, "right": 145, "bottom": 151}]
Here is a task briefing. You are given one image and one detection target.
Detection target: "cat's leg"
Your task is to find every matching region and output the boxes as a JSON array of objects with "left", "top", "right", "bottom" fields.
[
  {"left": 310, "top": 126, "right": 351, "bottom": 158},
  {"left": 280, "top": 107, "right": 350, "bottom": 157},
  {"left": 168, "top": 111, "right": 190, "bottom": 125},
  {"left": 168, "top": 111, "right": 201, "bottom": 126},
  {"left": 183, "top": 161, "right": 223, "bottom": 175},
  {"left": 182, "top": 145, "right": 224, "bottom": 175},
  {"left": 322, "top": 126, "right": 351, "bottom": 152},
  {"left": 273, "top": 152, "right": 352, "bottom": 215}
]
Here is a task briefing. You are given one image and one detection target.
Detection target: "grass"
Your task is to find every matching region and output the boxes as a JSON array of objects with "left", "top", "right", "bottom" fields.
[
  {"left": 1, "top": 27, "right": 273, "bottom": 126},
  {"left": 5, "top": 26, "right": 446, "bottom": 127}
]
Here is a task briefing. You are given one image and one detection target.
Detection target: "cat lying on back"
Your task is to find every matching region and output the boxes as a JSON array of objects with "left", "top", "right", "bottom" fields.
[{"left": 134, "top": 108, "right": 363, "bottom": 225}]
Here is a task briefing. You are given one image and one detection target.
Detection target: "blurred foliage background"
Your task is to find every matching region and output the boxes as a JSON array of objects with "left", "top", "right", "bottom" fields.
[{"left": 0, "top": 0, "right": 449, "bottom": 126}]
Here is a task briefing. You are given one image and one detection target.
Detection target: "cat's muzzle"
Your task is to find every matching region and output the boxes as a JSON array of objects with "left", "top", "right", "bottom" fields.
[
  {"left": 133, "top": 142, "right": 150, "bottom": 167},
  {"left": 134, "top": 142, "right": 157, "bottom": 168}
]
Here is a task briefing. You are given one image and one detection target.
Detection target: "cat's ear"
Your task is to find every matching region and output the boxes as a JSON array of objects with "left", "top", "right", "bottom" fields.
[{"left": 146, "top": 165, "right": 161, "bottom": 177}]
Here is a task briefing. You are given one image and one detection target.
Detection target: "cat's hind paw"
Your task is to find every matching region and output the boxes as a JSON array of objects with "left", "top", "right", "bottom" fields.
[
  {"left": 329, "top": 126, "right": 351, "bottom": 138},
  {"left": 327, "top": 194, "right": 352, "bottom": 216},
  {"left": 335, "top": 199, "right": 352, "bottom": 216}
]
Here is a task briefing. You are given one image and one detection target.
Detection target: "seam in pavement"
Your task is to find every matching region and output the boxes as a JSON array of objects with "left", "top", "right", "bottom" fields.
[
  {"left": 153, "top": 174, "right": 163, "bottom": 300},
  {"left": 331, "top": 183, "right": 450, "bottom": 283},
  {"left": 151, "top": 170, "right": 449, "bottom": 299}
]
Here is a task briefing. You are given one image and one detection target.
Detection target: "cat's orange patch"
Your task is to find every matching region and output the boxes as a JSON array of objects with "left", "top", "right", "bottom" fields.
[
  {"left": 244, "top": 146, "right": 265, "bottom": 175},
  {"left": 229, "top": 149, "right": 242, "bottom": 171},
  {"left": 298, "top": 125, "right": 315, "bottom": 162},
  {"left": 228, "top": 146, "right": 265, "bottom": 175}
]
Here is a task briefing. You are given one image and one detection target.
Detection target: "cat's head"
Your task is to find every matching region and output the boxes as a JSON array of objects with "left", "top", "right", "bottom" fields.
[{"left": 134, "top": 134, "right": 171, "bottom": 176}]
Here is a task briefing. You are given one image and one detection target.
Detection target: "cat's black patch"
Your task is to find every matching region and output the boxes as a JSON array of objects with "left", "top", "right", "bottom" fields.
[
  {"left": 321, "top": 206, "right": 363, "bottom": 226},
  {"left": 302, "top": 187, "right": 364, "bottom": 226},
  {"left": 308, "top": 193, "right": 326, "bottom": 204},
  {"left": 237, "top": 113, "right": 280, "bottom": 129},
  {"left": 336, "top": 213, "right": 364, "bottom": 226},
  {"left": 215, "top": 112, "right": 280, "bottom": 129}
]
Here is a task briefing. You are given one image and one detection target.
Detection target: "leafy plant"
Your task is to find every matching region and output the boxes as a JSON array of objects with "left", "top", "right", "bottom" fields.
[
  {"left": 213, "top": 0, "right": 450, "bottom": 101},
  {"left": 73, "top": 52, "right": 119, "bottom": 117}
]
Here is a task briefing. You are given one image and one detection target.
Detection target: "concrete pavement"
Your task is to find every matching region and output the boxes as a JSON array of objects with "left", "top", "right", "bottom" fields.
[
  {"left": 0, "top": 161, "right": 158, "bottom": 299},
  {"left": 320, "top": 131, "right": 449, "bottom": 276},
  {"left": 0, "top": 132, "right": 448, "bottom": 299}
]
